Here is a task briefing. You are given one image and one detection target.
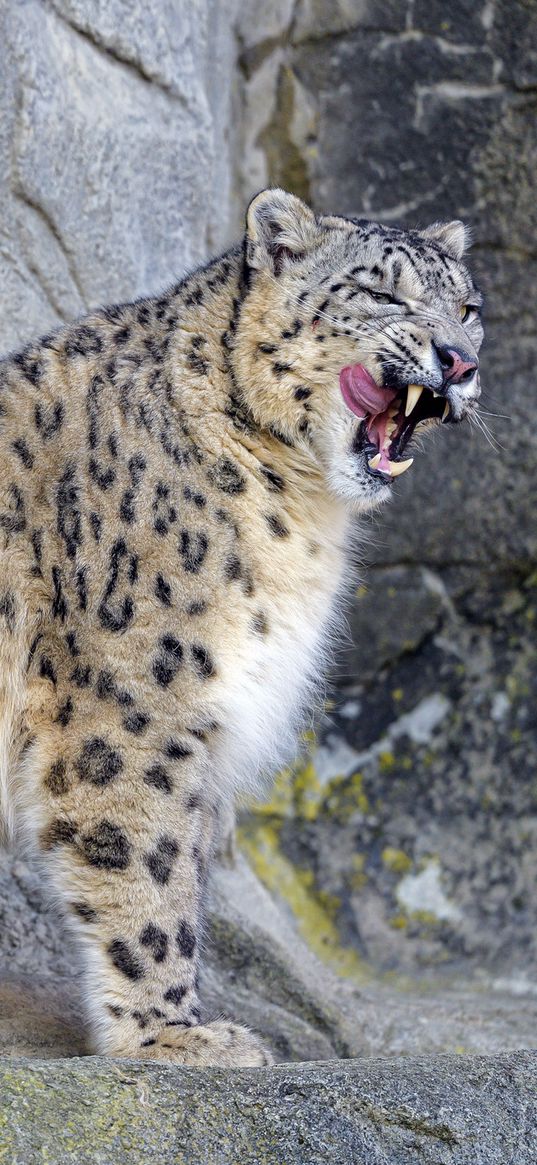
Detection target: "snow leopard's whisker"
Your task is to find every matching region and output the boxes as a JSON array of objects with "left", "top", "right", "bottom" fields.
[
  {"left": 468, "top": 409, "right": 504, "bottom": 451},
  {"left": 283, "top": 288, "right": 401, "bottom": 344}
]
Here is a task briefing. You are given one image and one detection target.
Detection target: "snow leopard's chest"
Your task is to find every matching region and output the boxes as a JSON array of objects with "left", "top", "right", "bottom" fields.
[{"left": 212, "top": 543, "right": 346, "bottom": 795}]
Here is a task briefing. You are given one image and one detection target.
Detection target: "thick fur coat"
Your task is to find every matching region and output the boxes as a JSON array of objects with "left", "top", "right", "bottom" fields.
[{"left": 0, "top": 190, "right": 482, "bottom": 1063}]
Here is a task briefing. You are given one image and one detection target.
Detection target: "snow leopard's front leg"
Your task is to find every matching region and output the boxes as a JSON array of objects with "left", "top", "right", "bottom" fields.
[{"left": 35, "top": 724, "right": 270, "bottom": 1066}]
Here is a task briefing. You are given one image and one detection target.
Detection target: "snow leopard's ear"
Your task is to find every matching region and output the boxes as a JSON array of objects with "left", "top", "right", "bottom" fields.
[
  {"left": 421, "top": 220, "right": 471, "bottom": 262},
  {"left": 246, "top": 188, "right": 319, "bottom": 276}
]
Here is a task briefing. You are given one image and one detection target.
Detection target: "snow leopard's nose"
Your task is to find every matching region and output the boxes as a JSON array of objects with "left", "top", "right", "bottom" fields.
[{"left": 435, "top": 344, "right": 479, "bottom": 387}]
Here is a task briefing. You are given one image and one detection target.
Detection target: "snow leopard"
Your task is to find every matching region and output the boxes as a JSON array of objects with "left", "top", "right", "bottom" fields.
[{"left": 0, "top": 188, "right": 483, "bottom": 1064}]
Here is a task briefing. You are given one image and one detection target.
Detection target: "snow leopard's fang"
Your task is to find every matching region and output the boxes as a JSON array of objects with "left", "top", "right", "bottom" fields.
[{"left": 341, "top": 363, "right": 458, "bottom": 479}]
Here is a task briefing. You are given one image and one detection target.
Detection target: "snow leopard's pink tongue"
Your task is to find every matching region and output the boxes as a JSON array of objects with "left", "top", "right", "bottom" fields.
[
  {"left": 340, "top": 364, "right": 397, "bottom": 416},
  {"left": 340, "top": 363, "right": 400, "bottom": 475}
]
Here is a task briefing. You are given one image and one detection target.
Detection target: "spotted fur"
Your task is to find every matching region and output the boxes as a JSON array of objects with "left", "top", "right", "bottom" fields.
[{"left": 0, "top": 189, "right": 482, "bottom": 1066}]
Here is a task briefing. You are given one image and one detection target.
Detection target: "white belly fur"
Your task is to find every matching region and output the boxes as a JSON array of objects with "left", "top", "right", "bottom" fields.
[{"left": 213, "top": 568, "right": 344, "bottom": 799}]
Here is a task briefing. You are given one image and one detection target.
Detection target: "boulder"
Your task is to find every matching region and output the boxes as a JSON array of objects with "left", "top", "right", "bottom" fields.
[{"left": 1, "top": 1050, "right": 536, "bottom": 1164}]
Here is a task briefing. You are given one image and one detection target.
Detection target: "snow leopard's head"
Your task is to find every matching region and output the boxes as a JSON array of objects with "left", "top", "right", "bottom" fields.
[{"left": 235, "top": 188, "right": 483, "bottom": 512}]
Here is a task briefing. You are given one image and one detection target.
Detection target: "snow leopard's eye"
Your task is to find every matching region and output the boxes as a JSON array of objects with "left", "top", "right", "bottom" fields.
[
  {"left": 368, "top": 290, "right": 397, "bottom": 305},
  {"left": 460, "top": 304, "right": 479, "bottom": 324}
]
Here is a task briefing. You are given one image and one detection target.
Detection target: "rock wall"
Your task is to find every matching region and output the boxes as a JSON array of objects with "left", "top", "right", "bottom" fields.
[
  {"left": 0, "top": 0, "right": 241, "bottom": 352},
  {"left": 239, "top": 0, "right": 537, "bottom": 990}
]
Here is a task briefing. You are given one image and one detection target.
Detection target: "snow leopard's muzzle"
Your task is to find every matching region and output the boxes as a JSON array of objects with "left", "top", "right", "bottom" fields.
[{"left": 342, "top": 335, "right": 480, "bottom": 480}]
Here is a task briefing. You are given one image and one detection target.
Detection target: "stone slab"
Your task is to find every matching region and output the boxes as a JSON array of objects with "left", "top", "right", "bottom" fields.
[{"left": 1, "top": 1050, "right": 536, "bottom": 1164}]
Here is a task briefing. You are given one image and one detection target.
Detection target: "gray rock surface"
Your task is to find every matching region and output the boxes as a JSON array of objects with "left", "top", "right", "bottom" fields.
[
  {"left": 5, "top": 853, "right": 537, "bottom": 1066},
  {"left": 238, "top": 0, "right": 537, "bottom": 991},
  {"left": 2, "top": 1050, "right": 537, "bottom": 1164},
  {"left": 0, "top": 0, "right": 240, "bottom": 352}
]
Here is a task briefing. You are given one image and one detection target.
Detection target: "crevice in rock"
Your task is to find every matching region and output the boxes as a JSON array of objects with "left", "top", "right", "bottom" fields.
[
  {"left": 45, "top": 0, "right": 189, "bottom": 107},
  {"left": 13, "top": 187, "right": 87, "bottom": 313}
]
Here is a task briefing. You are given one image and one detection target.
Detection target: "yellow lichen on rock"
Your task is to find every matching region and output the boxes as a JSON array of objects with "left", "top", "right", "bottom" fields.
[
  {"left": 293, "top": 761, "right": 323, "bottom": 821},
  {"left": 382, "top": 848, "right": 413, "bottom": 875},
  {"left": 348, "top": 853, "right": 368, "bottom": 891},
  {"left": 239, "top": 821, "right": 370, "bottom": 983}
]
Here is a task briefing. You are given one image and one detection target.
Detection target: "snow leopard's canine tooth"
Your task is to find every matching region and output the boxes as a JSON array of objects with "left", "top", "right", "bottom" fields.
[
  {"left": 390, "top": 458, "right": 414, "bottom": 477},
  {"left": 405, "top": 384, "right": 424, "bottom": 416}
]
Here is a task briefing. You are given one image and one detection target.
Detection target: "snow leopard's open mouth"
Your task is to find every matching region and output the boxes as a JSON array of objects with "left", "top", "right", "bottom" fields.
[{"left": 341, "top": 363, "right": 450, "bottom": 479}]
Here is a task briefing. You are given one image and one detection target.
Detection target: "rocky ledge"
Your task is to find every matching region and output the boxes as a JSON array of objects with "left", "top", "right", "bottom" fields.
[{"left": 1, "top": 1049, "right": 536, "bottom": 1164}]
